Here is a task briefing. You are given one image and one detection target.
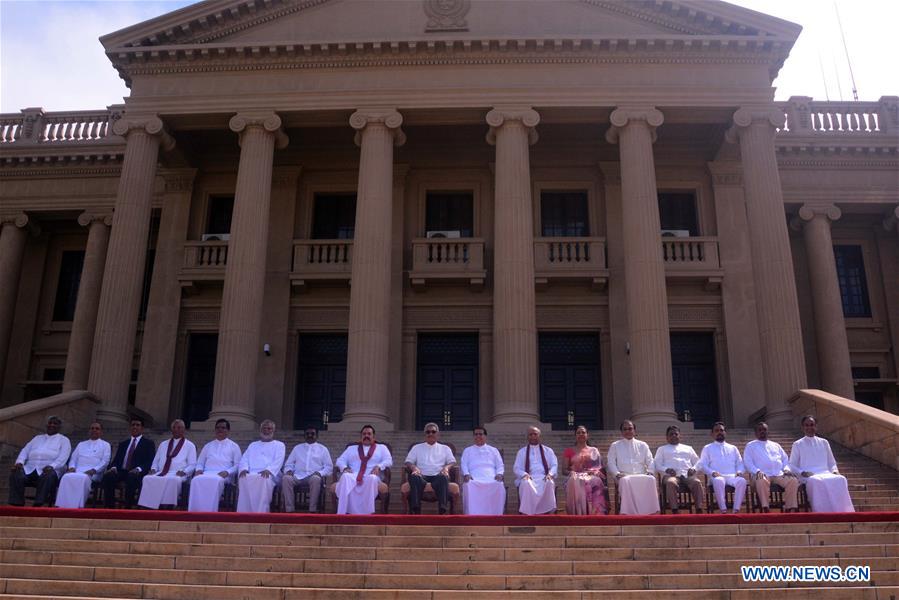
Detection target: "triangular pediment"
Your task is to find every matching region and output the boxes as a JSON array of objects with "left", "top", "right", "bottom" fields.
[{"left": 101, "top": 0, "right": 802, "bottom": 50}]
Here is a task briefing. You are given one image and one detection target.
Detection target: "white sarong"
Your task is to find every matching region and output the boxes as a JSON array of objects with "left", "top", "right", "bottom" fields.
[
  {"left": 463, "top": 480, "right": 506, "bottom": 515},
  {"left": 335, "top": 472, "right": 381, "bottom": 515},
  {"left": 237, "top": 473, "right": 276, "bottom": 513},
  {"left": 138, "top": 474, "right": 185, "bottom": 509},
  {"left": 56, "top": 472, "right": 94, "bottom": 509},
  {"left": 517, "top": 478, "right": 556, "bottom": 515},
  {"left": 617, "top": 474, "right": 660, "bottom": 515},
  {"left": 188, "top": 473, "right": 228, "bottom": 512},
  {"left": 709, "top": 475, "right": 747, "bottom": 513},
  {"left": 803, "top": 473, "right": 855, "bottom": 513}
]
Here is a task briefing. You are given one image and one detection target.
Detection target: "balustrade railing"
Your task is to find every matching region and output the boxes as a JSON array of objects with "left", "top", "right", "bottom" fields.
[
  {"left": 291, "top": 240, "right": 353, "bottom": 286},
  {"left": 410, "top": 238, "right": 486, "bottom": 288},
  {"left": 779, "top": 96, "right": 897, "bottom": 135},
  {"left": 183, "top": 241, "right": 228, "bottom": 270},
  {"left": 0, "top": 106, "right": 123, "bottom": 145},
  {"left": 534, "top": 237, "right": 606, "bottom": 270},
  {"left": 661, "top": 236, "right": 720, "bottom": 269}
]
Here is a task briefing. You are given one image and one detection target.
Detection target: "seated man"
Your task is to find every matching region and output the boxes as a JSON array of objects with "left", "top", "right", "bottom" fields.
[
  {"left": 102, "top": 418, "right": 155, "bottom": 509},
  {"left": 744, "top": 421, "right": 799, "bottom": 513},
  {"left": 281, "top": 425, "right": 332, "bottom": 513},
  {"left": 188, "top": 418, "right": 242, "bottom": 512},
  {"left": 334, "top": 425, "right": 392, "bottom": 515},
  {"left": 653, "top": 425, "right": 705, "bottom": 513},
  {"left": 461, "top": 426, "right": 505, "bottom": 515},
  {"left": 513, "top": 426, "right": 558, "bottom": 515},
  {"left": 8, "top": 415, "right": 71, "bottom": 507},
  {"left": 403, "top": 423, "right": 457, "bottom": 515},
  {"left": 138, "top": 419, "right": 197, "bottom": 509},
  {"left": 608, "top": 420, "right": 659, "bottom": 515},
  {"left": 789, "top": 415, "right": 854, "bottom": 512},
  {"left": 237, "top": 420, "right": 285, "bottom": 513},
  {"left": 56, "top": 421, "right": 111, "bottom": 509},
  {"left": 698, "top": 422, "right": 747, "bottom": 514}
]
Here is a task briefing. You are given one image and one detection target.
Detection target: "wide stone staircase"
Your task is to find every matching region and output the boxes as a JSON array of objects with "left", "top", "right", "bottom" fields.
[{"left": 0, "top": 513, "right": 897, "bottom": 598}]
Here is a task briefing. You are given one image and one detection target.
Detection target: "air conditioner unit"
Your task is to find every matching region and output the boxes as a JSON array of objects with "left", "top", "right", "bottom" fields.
[
  {"left": 426, "top": 230, "right": 461, "bottom": 239},
  {"left": 660, "top": 229, "right": 691, "bottom": 238},
  {"left": 201, "top": 233, "right": 231, "bottom": 241}
]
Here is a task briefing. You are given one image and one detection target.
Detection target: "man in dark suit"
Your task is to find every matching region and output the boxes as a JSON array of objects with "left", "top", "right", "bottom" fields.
[{"left": 101, "top": 417, "right": 155, "bottom": 508}]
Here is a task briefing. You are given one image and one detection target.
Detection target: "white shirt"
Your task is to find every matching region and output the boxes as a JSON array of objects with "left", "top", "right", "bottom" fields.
[
  {"left": 653, "top": 443, "right": 699, "bottom": 477},
  {"left": 335, "top": 443, "right": 393, "bottom": 475},
  {"left": 513, "top": 444, "right": 558, "bottom": 485},
  {"left": 67, "top": 439, "right": 111, "bottom": 474},
  {"left": 239, "top": 440, "right": 286, "bottom": 475},
  {"left": 607, "top": 438, "right": 654, "bottom": 477},
  {"left": 404, "top": 442, "right": 456, "bottom": 476},
  {"left": 17, "top": 433, "right": 72, "bottom": 476},
  {"left": 150, "top": 438, "right": 197, "bottom": 476},
  {"left": 461, "top": 444, "right": 504, "bottom": 481},
  {"left": 699, "top": 441, "right": 744, "bottom": 477},
  {"left": 196, "top": 438, "right": 242, "bottom": 478},
  {"left": 744, "top": 439, "right": 791, "bottom": 477},
  {"left": 789, "top": 436, "right": 839, "bottom": 475},
  {"left": 284, "top": 442, "right": 333, "bottom": 479}
]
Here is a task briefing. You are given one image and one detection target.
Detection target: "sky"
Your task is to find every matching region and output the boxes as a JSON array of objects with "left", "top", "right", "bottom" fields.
[{"left": 1, "top": 0, "right": 896, "bottom": 113}]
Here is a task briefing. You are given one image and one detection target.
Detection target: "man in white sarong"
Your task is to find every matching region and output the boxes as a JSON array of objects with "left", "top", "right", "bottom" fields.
[
  {"left": 789, "top": 415, "right": 854, "bottom": 513},
  {"left": 608, "top": 420, "right": 659, "bottom": 515},
  {"left": 188, "top": 419, "right": 242, "bottom": 512},
  {"left": 56, "top": 422, "right": 111, "bottom": 509},
  {"left": 460, "top": 426, "right": 505, "bottom": 515},
  {"left": 653, "top": 425, "right": 705, "bottom": 513},
  {"left": 404, "top": 423, "right": 457, "bottom": 514},
  {"left": 237, "top": 420, "right": 285, "bottom": 513},
  {"left": 744, "top": 421, "right": 799, "bottom": 513},
  {"left": 513, "top": 426, "right": 558, "bottom": 515},
  {"left": 698, "top": 422, "right": 747, "bottom": 514},
  {"left": 281, "top": 426, "right": 332, "bottom": 512},
  {"left": 138, "top": 419, "right": 197, "bottom": 509},
  {"left": 334, "top": 425, "right": 392, "bottom": 515},
  {"left": 8, "top": 415, "right": 71, "bottom": 507}
]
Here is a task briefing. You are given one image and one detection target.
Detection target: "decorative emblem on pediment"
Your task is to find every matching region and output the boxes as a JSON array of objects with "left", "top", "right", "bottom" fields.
[{"left": 424, "top": 0, "right": 470, "bottom": 32}]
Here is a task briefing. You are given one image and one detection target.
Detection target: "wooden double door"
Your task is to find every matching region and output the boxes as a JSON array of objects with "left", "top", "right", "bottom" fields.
[{"left": 416, "top": 333, "right": 479, "bottom": 431}]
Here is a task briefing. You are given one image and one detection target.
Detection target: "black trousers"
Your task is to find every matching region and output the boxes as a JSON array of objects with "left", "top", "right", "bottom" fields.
[
  {"left": 8, "top": 468, "right": 59, "bottom": 506},
  {"left": 101, "top": 469, "right": 144, "bottom": 508},
  {"left": 408, "top": 472, "right": 449, "bottom": 513}
]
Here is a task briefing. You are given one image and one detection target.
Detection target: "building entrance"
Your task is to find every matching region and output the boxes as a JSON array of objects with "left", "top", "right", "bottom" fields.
[
  {"left": 670, "top": 332, "right": 720, "bottom": 428},
  {"left": 182, "top": 333, "right": 218, "bottom": 427},
  {"left": 539, "top": 333, "right": 602, "bottom": 430},
  {"left": 295, "top": 334, "right": 347, "bottom": 430},
  {"left": 416, "top": 333, "right": 478, "bottom": 430}
]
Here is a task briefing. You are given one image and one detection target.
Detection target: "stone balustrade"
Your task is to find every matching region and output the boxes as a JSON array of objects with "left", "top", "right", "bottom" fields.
[
  {"left": 178, "top": 241, "right": 228, "bottom": 291},
  {"left": 0, "top": 106, "right": 124, "bottom": 145},
  {"left": 290, "top": 239, "right": 353, "bottom": 288},
  {"left": 662, "top": 236, "right": 722, "bottom": 289},
  {"left": 534, "top": 237, "right": 608, "bottom": 289},
  {"left": 409, "top": 237, "right": 485, "bottom": 290},
  {"left": 779, "top": 96, "right": 898, "bottom": 135}
]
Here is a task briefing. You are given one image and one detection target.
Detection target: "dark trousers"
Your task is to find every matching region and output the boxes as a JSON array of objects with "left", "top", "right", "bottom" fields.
[
  {"left": 408, "top": 473, "right": 449, "bottom": 514},
  {"left": 101, "top": 469, "right": 144, "bottom": 508},
  {"left": 8, "top": 468, "right": 59, "bottom": 506}
]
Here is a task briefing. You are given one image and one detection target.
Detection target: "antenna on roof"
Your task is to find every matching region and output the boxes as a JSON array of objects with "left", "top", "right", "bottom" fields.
[
  {"left": 834, "top": 2, "right": 859, "bottom": 101},
  {"left": 817, "top": 53, "right": 831, "bottom": 101}
]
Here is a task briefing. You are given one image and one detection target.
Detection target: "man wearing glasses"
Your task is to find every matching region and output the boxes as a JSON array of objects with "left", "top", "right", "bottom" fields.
[
  {"left": 460, "top": 426, "right": 505, "bottom": 515},
  {"left": 404, "top": 423, "right": 456, "bottom": 514}
]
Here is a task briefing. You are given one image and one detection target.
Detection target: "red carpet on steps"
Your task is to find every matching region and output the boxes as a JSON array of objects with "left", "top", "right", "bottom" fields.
[{"left": 1, "top": 505, "right": 895, "bottom": 526}]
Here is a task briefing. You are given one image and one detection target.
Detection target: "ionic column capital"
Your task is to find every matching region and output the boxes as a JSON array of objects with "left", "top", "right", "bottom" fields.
[
  {"left": 229, "top": 111, "right": 289, "bottom": 149},
  {"left": 77, "top": 211, "right": 113, "bottom": 227},
  {"left": 883, "top": 205, "right": 899, "bottom": 233},
  {"left": 112, "top": 115, "right": 175, "bottom": 151},
  {"left": 0, "top": 212, "right": 30, "bottom": 228},
  {"left": 798, "top": 203, "right": 842, "bottom": 223},
  {"left": 485, "top": 107, "right": 540, "bottom": 146},
  {"left": 604, "top": 106, "right": 664, "bottom": 144},
  {"left": 350, "top": 108, "right": 406, "bottom": 147},
  {"left": 725, "top": 106, "right": 785, "bottom": 143}
]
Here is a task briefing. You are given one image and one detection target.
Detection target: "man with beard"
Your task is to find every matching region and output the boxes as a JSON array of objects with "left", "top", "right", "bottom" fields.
[
  {"left": 743, "top": 421, "right": 799, "bottom": 513},
  {"left": 608, "top": 420, "right": 659, "bottom": 515},
  {"left": 237, "top": 420, "right": 285, "bottom": 513},
  {"left": 698, "top": 422, "right": 747, "bottom": 514},
  {"left": 55, "top": 421, "right": 111, "bottom": 509},
  {"left": 138, "top": 419, "right": 197, "bottom": 509},
  {"left": 8, "top": 415, "right": 71, "bottom": 507},
  {"left": 334, "top": 425, "right": 392, "bottom": 515},
  {"left": 789, "top": 416, "right": 854, "bottom": 512},
  {"left": 513, "top": 426, "right": 558, "bottom": 515},
  {"left": 188, "top": 418, "right": 242, "bottom": 512},
  {"left": 281, "top": 425, "right": 332, "bottom": 513}
]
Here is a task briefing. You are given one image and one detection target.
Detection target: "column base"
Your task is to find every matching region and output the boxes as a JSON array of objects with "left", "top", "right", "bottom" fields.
[
  {"left": 202, "top": 405, "right": 258, "bottom": 431},
  {"left": 95, "top": 407, "right": 131, "bottom": 426},
  {"left": 764, "top": 405, "right": 795, "bottom": 430},
  {"left": 328, "top": 415, "right": 395, "bottom": 432},
  {"left": 484, "top": 412, "right": 550, "bottom": 433},
  {"left": 630, "top": 410, "right": 685, "bottom": 434}
]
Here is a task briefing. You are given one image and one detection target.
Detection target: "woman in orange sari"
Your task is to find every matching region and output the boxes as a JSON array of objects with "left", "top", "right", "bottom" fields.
[{"left": 562, "top": 426, "right": 608, "bottom": 515}]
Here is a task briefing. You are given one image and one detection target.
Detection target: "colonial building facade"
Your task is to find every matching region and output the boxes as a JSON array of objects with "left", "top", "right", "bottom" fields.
[{"left": 1, "top": 0, "right": 897, "bottom": 432}]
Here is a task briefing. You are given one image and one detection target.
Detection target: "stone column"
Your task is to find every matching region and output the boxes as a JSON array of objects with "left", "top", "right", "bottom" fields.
[
  {"left": 62, "top": 211, "right": 112, "bottom": 392},
  {"left": 605, "top": 107, "right": 678, "bottom": 428},
  {"left": 0, "top": 213, "right": 31, "bottom": 390},
  {"left": 209, "top": 112, "right": 288, "bottom": 428},
  {"left": 89, "top": 116, "right": 173, "bottom": 423},
  {"left": 486, "top": 107, "right": 542, "bottom": 427},
  {"left": 335, "top": 109, "right": 405, "bottom": 431},
  {"left": 727, "top": 107, "right": 807, "bottom": 425},
  {"left": 792, "top": 204, "right": 855, "bottom": 399}
]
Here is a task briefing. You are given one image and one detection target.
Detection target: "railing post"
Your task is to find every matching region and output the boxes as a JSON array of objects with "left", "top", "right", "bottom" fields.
[
  {"left": 19, "top": 107, "right": 44, "bottom": 143},
  {"left": 783, "top": 96, "right": 813, "bottom": 133},
  {"left": 877, "top": 96, "right": 899, "bottom": 134}
]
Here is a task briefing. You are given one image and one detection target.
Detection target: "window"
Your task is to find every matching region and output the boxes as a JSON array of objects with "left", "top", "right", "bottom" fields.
[
  {"left": 834, "top": 245, "right": 871, "bottom": 318},
  {"left": 425, "top": 191, "right": 473, "bottom": 237},
  {"left": 540, "top": 191, "right": 589, "bottom": 237},
  {"left": 851, "top": 367, "right": 880, "bottom": 379},
  {"left": 52, "top": 251, "right": 85, "bottom": 321},
  {"left": 43, "top": 368, "right": 65, "bottom": 381},
  {"left": 312, "top": 193, "right": 356, "bottom": 239},
  {"left": 138, "top": 248, "right": 155, "bottom": 321},
  {"left": 658, "top": 192, "right": 699, "bottom": 236},
  {"left": 205, "top": 195, "right": 234, "bottom": 236}
]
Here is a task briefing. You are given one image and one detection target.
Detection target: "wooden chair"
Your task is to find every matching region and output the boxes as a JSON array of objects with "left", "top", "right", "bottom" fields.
[
  {"left": 749, "top": 480, "right": 810, "bottom": 512},
  {"left": 401, "top": 442, "right": 461, "bottom": 514},
  {"left": 275, "top": 475, "right": 328, "bottom": 513},
  {"left": 328, "top": 442, "right": 392, "bottom": 514},
  {"left": 658, "top": 472, "right": 705, "bottom": 514},
  {"left": 706, "top": 474, "right": 750, "bottom": 513}
]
